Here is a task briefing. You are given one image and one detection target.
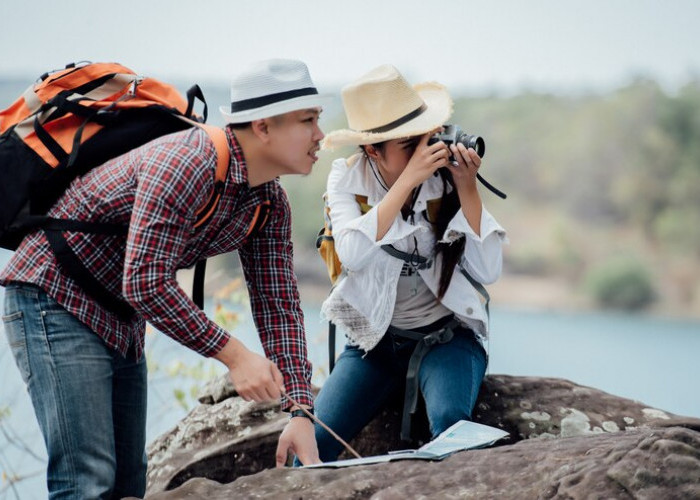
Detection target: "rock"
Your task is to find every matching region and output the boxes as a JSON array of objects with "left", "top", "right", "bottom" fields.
[
  {"left": 145, "top": 375, "right": 700, "bottom": 498},
  {"left": 148, "top": 425, "right": 700, "bottom": 499}
]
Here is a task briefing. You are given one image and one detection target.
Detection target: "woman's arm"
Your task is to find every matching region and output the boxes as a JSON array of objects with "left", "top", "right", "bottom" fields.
[
  {"left": 448, "top": 142, "right": 483, "bottom": 236},
  {"left": 446, "top": 142, "right": 506, "bottom": 284}
]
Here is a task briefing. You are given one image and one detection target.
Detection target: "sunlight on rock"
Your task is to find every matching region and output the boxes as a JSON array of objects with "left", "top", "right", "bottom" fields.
[
  {"left": 236, "top": 426, "right": 252, "bottom": 438},
  {"left": 521, "top": 411, "right": 551, "bottom": 421},
  {"left": 642, "top": 408, "right": 670, "bottom": 420},
  {"left": 560, "top": 408, "right": 595, "bottom": 437},
  {"left": 602, "top": 421, "right": 620, "bottom": 432}
]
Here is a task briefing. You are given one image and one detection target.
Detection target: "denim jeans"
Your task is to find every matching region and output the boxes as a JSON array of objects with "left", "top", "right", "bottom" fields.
[
  {"left": 2, "top": 283, "right": 147, "bottom": 499},
  {"left": 313, "top": 318, "right": 487, "bottom": 462}
]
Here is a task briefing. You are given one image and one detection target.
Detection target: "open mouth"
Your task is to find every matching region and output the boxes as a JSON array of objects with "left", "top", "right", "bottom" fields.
[{"left": 309, "top": 147, "right": 320, "bottom": 162}]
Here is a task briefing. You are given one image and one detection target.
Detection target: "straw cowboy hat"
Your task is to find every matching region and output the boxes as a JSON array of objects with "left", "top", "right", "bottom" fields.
[
  {"left": 322, "top": 64, "right": 453, "bottom": 149},
  {"left": 220, "top": 59, "right": 333, "bottom": 123}
]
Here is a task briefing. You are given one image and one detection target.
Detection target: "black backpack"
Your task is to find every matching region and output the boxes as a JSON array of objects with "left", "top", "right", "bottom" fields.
[{"left": 0, "top": 62, "right": 230, "bottom": 319}]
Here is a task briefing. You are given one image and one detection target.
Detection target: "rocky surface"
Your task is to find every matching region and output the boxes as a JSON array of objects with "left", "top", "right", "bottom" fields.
[{"left": 144, "top": 375, "right": 700, "bottom": 499}]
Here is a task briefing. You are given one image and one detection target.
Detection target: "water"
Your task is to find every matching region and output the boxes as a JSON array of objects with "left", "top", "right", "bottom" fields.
[{"left": 1, "top": 247, "right": 699, "bottom": 497}]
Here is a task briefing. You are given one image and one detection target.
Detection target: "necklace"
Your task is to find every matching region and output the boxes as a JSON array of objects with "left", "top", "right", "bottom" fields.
[{"left": 367, "top": 156, "right": 390, "bottom": 192}]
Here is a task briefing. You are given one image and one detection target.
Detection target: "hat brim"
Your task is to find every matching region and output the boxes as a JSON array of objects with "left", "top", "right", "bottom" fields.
[
  {"left": 220, "top": 93, "right": 335, "bottom": 123},
  {"left": 322, "top": 82, "right": 453, "bottom": 150}
]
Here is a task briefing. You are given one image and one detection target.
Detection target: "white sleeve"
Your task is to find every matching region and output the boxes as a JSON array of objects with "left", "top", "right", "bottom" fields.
[
  {"left": 326, "top": 160, "right": 421, "bottom": 272},
  {"left": 442, "top": 206, "right": 508, "bottom": 284}
]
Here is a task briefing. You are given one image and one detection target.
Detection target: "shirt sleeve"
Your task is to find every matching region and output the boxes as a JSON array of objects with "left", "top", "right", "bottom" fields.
[
  {"left": 238, "top": 188, "right": 313, "bottom": 409},
  {"left": 444, "top": 206, "right": 508, "bottom": 285},
  {"left": 122, "top": 131, "right": 230, "bottom": 357},
  {"left": 327, "top": 159, "right": 421, "bottom": 272}
]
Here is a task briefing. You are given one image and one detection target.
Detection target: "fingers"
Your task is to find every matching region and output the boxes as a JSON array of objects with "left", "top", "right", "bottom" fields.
[
  {"left": 296, "top": 448, "right": 322, "bottom": 466},
  {"left": 238, "top": 369, "right": 281, "bottom": 402},
  {"left": 421, "top": 136, "right": 450, "bottom": 167},
  {"left": 264, "top": 363, "right": 284, "bottom": 400},
  {"left": 272, "top": 364, "right": 285, "bottom": 390},
  {"left": 229, "top": 353, "right": 284, "bottom": 403},
  {"left": 449, "top": 143, "right": 481, "bottom": 171},
  {"left": 276, "top": 419, "right": 320, "bottom": 468},
  {"left": 275, "top": 434, "right": 292, "bottom": 468}
]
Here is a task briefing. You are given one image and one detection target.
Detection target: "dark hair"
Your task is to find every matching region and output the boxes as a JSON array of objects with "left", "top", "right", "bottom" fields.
[
  {"left": 227, "top": 122, "right": 251, "bottom": 131},
  {"left": 433, "top": 169, "right": 464, "bottom": 300},
  {"left": 362, "top": 142, "right": 464, "bottom": 300}
]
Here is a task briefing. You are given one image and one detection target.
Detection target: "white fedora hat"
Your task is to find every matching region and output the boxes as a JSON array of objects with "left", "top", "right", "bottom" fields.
[
  {"left": 219, "top": 59, "right": 333, "bottom": 123},
  {"left": 323, "top": 64, "right": 453, "bottom": 150}
]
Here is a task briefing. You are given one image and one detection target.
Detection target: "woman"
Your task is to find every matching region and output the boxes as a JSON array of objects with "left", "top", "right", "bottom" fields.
[{"left": 315, "top": 64, "right": 507, "bottom": 461}]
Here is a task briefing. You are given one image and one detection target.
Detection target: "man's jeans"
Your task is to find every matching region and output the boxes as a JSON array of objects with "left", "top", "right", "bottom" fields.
[
  {"left": 2, "top": 283, "right": 147, "bottom": 499},
  {"left": 313, "top": 319, "right": 487, "bottom": 462}
]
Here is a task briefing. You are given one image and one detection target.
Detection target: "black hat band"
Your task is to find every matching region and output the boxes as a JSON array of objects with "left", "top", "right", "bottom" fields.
[
  {"left": 362, "top": 103, "right": 427, "bottom": 134},
  {"left": 230, "top": 87, "right": 319, "bottom": 113}
]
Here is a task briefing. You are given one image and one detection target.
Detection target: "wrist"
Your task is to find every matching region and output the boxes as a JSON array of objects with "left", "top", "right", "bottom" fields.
[
  {"left": 289, "top": 407, "right": 314, "bottom": 421},
  {"left": 213, "top": 336, "right": 245, "bottom": 369},
  {"left": 394, "top": 173, "right": 419, "bottom": 195},
  {"left": 456, "top": 181, "right": 479, "bottom": 201}
]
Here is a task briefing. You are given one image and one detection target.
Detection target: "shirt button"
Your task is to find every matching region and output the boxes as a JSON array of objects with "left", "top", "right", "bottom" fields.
[{"left": 466, "top": 307, "right": 474, "bottom": 315}]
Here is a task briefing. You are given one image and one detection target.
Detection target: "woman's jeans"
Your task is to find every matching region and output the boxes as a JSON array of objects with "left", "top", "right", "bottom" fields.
[
  {"left": 314, "top": 319, "right": 487, "bottom": 462},
  {"left": 2, "top": 283, "right": 147, "bottom": 499}
]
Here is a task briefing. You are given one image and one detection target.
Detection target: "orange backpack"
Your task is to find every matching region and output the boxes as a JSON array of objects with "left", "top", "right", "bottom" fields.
[{"left": 0, "top": 62, "right": 230, "bottom": 318}]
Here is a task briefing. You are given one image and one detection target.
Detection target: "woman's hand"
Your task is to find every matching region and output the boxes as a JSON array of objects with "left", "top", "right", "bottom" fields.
[
  {"left": 448, "top": 142, "right": 483, "bottom": 236},
  {"left": 399, "top": 131, "right": 450, "bottom": 189},
  {"left": 446, "top": 142, "right": 481, "bottom": 191}
]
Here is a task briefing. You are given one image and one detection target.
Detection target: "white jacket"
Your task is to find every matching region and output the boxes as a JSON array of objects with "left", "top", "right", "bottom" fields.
[{"left": 321, "top": 154, "right": 508, "bottom": 352}]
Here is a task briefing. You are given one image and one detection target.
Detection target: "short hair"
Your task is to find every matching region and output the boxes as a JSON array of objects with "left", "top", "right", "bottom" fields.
[{"left": 227, "top": 122, "right": 251, "bottom": 131}]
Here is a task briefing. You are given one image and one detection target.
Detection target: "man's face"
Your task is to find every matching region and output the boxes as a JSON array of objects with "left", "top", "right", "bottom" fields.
[{"left": 266, "top": 108, "right": 324, "bottom": 175}]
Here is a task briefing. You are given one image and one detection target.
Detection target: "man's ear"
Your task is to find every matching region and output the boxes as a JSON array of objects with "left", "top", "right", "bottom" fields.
[{"left": 251, "top": 119, "right": 271, "bottom": 143}]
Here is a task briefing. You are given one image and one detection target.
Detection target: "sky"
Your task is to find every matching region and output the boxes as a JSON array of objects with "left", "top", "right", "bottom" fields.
[{"left": 1, "top": 0, "right": 699, "bottom": 97}]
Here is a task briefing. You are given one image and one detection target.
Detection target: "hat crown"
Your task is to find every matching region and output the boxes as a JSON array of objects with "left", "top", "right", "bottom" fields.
[
  {"left": 341, "top": 64, "right": 425, "bottom": 133},
  {"left": 230, "top": 59, "right": 316, "bottom": 103}
]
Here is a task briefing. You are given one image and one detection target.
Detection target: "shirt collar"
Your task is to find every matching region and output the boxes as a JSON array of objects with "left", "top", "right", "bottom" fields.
[{"left": 226, "top": 127, "right": 248, "bottom": 185}]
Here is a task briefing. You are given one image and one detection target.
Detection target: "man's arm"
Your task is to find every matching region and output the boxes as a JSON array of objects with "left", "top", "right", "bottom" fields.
[
  {"left": 122, "top": 131, "right": 230, "bottom": 357},
  {"left": 237, "top": 188, "right": 313, "bottom": 409},
  {"left": 238, "top": 188, "right": 318, "bottom": 465}
]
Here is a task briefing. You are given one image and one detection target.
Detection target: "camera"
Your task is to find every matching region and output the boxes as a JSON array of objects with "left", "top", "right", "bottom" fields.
[
  {"left": 428, "top": 124, "right": 485, "bottom": 158},
  {"left": 428, "top": 124, "right": 506, "bottom": 199}
]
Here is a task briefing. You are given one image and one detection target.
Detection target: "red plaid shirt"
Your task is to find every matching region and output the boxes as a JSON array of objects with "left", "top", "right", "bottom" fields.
[{"left": 0, "top": 127, "right": 313, "bottom": 407}]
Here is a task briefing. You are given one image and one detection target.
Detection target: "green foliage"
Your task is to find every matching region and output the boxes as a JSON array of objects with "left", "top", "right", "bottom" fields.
[
  {"left": 584, "top": 258, "right": 656, "bottom": 311},
  {"left": 282, "top": 79, "right": 700, "bottom": 263},
  {"left": 277, "top": 78, "right": 700, "bottom": 311}
]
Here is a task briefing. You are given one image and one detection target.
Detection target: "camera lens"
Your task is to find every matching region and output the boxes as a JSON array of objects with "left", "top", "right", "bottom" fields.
[{"left": 460, "top": 135, "right": 485, "bottom": 158}]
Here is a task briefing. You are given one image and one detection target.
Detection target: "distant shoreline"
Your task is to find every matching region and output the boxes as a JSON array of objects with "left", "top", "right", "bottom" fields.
[{"left": 297, "top": 272, "right": 700, "bottom": 322}]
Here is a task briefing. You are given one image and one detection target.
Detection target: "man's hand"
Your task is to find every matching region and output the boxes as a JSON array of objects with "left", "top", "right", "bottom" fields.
[
  {"left": 213, "top": 337, "right": 284, "bottom": 402},
  {"left": 275, "top": 417, "right": 320, "bottom": 467}
]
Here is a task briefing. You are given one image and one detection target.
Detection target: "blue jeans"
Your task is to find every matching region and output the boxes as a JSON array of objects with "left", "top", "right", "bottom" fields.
[
  {"left": 2, "top": 283, "right": 147, "bottom": 499},
  {"left": 313, "top": 319, "right": 487, "bottom": 462}
]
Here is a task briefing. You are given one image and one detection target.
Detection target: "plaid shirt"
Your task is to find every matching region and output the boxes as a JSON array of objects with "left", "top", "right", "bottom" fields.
[{"left": 0, "top": 127, "right": 313, "bottom": 407}]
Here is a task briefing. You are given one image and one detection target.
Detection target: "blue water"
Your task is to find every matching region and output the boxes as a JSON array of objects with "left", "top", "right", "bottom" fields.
[{"left": 1, "top": 247, "right": 699, "bottom": 497}]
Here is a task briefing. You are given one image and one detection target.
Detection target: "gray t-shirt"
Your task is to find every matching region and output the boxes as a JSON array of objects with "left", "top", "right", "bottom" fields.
[{"left": 391, "top": 265, "right": 452, "bottom": 329}]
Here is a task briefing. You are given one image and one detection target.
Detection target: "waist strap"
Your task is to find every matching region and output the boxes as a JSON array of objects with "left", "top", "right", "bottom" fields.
[{"left": 387, "top": 318, "right": 459, "bottom": 441}]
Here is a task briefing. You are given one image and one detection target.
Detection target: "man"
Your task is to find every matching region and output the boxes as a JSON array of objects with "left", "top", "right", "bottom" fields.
[{"left": 0, "top": 59, "right": 330, "bottom": 498}]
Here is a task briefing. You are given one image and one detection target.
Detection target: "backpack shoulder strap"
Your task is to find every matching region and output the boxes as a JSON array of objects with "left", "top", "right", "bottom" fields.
[
  {"left": 193, "top": 125, "right": 229, "bottom": 229},
  {"left": 199, "top": 124, "right": 229, "bottom": 184},
  {"left": 191, "top": 125, "right": 230, "bottom": 309}
]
